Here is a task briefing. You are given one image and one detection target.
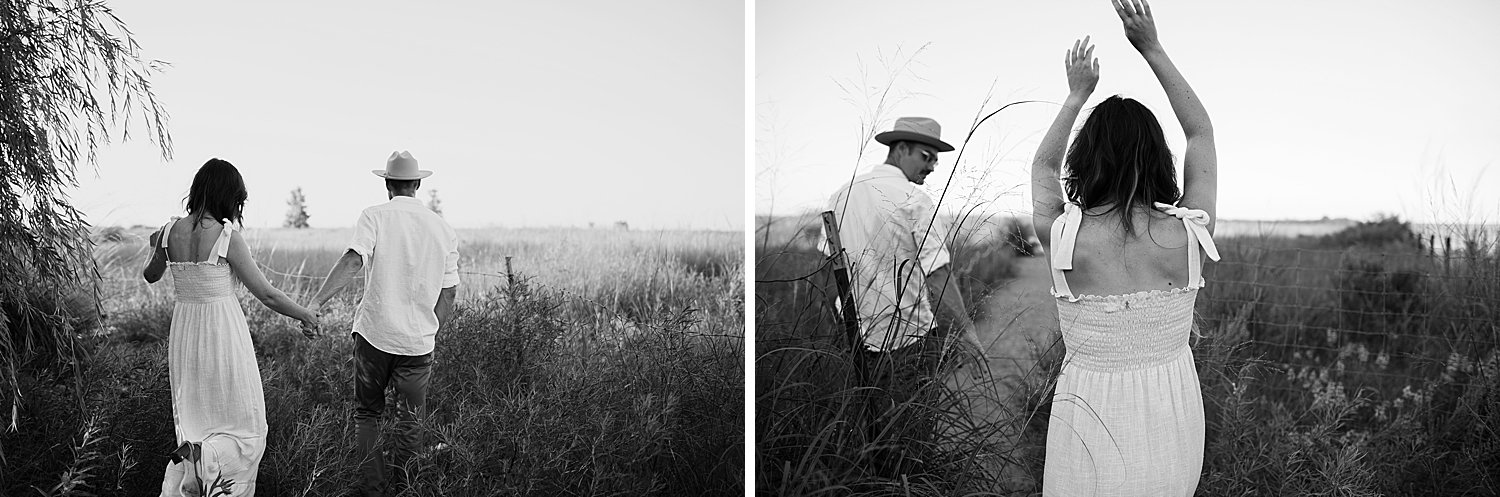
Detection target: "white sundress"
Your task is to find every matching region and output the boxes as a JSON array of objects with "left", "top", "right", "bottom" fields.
[
  {"left": 1041, "top": 202, "right": 1221, "bottom": 497},
  {"left": 157, "top": 218, "right": 266, "bottom": 497}
]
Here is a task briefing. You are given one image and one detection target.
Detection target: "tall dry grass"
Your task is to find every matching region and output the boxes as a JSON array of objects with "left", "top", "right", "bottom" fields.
[
  {"left": 2, "top": 226, "right": 744, "bottom": 496},
  {"left": 756, "top": 212, "right": 1500, "bottom": 495},
  {"left": 754, "top": 213, "right": 1038, "bottom": 495}
]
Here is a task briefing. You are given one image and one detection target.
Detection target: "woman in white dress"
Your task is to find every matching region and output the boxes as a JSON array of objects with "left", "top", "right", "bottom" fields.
[
  {"left": 1030, "top": 1, "right": 1218, "bottom": 495},
  {"left": 142, "top": 158, "right": 319, "bottom": 496}
]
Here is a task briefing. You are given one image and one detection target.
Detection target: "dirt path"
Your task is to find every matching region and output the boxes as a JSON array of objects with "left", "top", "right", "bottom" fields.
[
  {"left": 949, "top": 255, "right": 1059, "bottom": 410},
  {"left": 943, "top": 255, "right": 1059, "bottom": 491}
]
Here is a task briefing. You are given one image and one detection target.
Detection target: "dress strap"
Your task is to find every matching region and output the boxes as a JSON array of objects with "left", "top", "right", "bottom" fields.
[
  {"left": 159, "top": 218, "right": 178, "bottom": 249},
  {"left": 1152, "top": 202, "right": 1221, "bottom": 288},
  {"left": 159, "top": 217, "right": 180, "bottom": 261},
  {"left": 209, "top": 219, "right": 236, "bottom": 265},
  {"left": 1048, "top": 203, "right": 1083, "bottom": 301}
]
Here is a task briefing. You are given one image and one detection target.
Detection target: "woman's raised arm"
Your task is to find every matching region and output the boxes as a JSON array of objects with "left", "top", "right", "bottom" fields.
[
  {"left": 1115, "top": 0, "right": 1217, "bottom": 229},
  {"left": 1032, "top": 36, "right": 1100, "bottom": 247}
]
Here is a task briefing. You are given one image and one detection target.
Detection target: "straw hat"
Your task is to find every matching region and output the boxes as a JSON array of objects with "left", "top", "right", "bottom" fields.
[
  {"left": 874, "top": 117, "right": 955, "bottom": 152},
  {"left": 372, "top": 151, "right": 432, "bottom": 179}
]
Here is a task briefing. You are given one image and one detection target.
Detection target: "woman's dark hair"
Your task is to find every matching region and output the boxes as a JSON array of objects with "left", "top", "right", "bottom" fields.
[
  {"left": 1063, "top": 95, "right": 1181, "bottom": 234},
  {"left": 184, "top": 158, "right": 247, "bottom": 226}
]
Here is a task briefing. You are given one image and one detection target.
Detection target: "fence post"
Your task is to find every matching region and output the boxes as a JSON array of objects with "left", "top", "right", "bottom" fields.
[
  {"left": 1444, "top": 236, "right": 1452, "bottom": 277},
  {"left": 821, "top": 211, "right": 862, "bottom": 355},
  {"left": 505, "top": 256, "right": 514, "bottom": 286},
  {"left": 821, "top": 210, "right": 872, "bottom": 439}
]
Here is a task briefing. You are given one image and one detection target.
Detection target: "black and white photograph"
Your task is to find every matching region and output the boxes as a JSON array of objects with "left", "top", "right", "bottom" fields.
[
  {"left": 756, "top": 0, "right": 1500, "bottom": 495},
  {"left": 1, "top": 1, "right": 744, "bottom": 495}
]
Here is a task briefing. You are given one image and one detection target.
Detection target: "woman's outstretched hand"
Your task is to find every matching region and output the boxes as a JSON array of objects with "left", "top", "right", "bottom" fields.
[
  {"left": 1113, "top": 0, "right": 1161, "bottom": 53},
  {"left": 1066, "top": 36, "right": 1100, "bottom": 97}
]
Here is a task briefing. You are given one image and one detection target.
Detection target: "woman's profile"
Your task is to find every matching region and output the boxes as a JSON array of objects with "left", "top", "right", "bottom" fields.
[
  {"left": 142, "top": 158, "right": 319, "bottom": 496},
  {"left": 1029, "top": 1, "right": 1218, "bottom": 494}
]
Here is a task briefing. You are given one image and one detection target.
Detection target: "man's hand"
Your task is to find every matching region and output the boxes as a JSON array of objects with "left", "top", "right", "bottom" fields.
[
  {"left": 300, "top": 319, "right": 319, "bottom": 339},
  {"left": 957, "top": 325, "right": 990, "bottom": 379},
  {"left": 1066, "top": 36, "right": 1100, "bottom": 97},
  {"left": 300, "top": 303, "right": 322, "bottom": 339},
  {"left": 1113, "top": 0, "right": 1161, "bottom": 54}
]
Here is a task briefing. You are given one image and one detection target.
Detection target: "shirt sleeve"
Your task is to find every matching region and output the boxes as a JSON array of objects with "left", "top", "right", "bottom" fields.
[
  {"left": 349, "top": 210, "right": 377, "bottom": 263},
  {"left": 910, "top": 191, "right": 952, "bottom": 276},
  {"left": 441, "top": 225, "right": 460, "bottom": 288}
]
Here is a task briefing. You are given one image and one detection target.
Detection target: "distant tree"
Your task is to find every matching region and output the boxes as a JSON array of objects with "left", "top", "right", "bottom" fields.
[
  {"left": 0, "top": 0, "right": 171, "bottom": 432},
  {"left": 614, "top": 220, "right": 630, "bottom": 231},
  {"left": 284, "top": 187, "right": 310, "bottom": 228},
  {"left": 427, "top": 189, "right": 443, "bottom": 218}
]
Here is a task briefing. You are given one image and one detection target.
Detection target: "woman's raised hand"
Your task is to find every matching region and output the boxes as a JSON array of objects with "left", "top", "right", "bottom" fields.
[
  {"left": 1066, "top": 36, "right": 1100, "bottom": 97},
  {"left": 1113, "top": 0, "right": 1161, "bottom": 53}
]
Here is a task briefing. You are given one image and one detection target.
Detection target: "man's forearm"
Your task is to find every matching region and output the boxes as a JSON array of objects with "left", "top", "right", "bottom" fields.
[
  {"left": 434, "top": 286, "right": 457, "bottom": 330},
  {"left": 926, "top": 266, "right": 974, "bottom": 332},
  {"left": 311, "top": 251, "right": 362, "bottom": 307}
]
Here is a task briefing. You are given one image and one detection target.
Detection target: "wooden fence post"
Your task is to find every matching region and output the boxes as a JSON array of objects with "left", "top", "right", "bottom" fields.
[
  {"left": 821, "top": 210, "right": 872, "bottom": 441},
  {"left": 1444, "top": 237, "right": 1452, "bottom": 277},
  {"left": 821, "top": 211, "right": 862, "bottom": 355},
  {"left": 505, "top": 256, "right": 514, "bottom": 286}
]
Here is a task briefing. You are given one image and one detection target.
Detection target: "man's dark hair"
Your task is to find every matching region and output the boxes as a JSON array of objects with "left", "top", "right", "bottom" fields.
[
  {"left": 385, "top": 178, "right": 421, "bottom": 192},
  {"left": 885, "top": 140, "right": 919, "bottom": 163}
]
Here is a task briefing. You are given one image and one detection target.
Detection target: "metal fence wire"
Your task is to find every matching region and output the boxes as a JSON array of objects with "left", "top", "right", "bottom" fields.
[{"left": 1194, "top": 234, "right": 1500, "bottom": 399}]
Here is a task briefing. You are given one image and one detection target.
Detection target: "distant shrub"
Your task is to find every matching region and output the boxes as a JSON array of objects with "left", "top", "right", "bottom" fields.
[
  {"left": 1320, "top": 215, "right": 1416, "bottom": 249},
  {"left": 94, "top": 226, "right": 128, "bottom": 243},
  {"left": 1002, "top": 217, "right": 1039, "bottom": 257}
]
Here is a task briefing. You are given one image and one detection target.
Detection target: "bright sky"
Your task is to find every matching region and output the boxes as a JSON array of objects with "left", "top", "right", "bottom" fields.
[
  {"left": 756, "top": 0, "right": 1500, "bottom": 226},
  {"left": 76, "top": 1, "right": 744, "bottom": 230}
]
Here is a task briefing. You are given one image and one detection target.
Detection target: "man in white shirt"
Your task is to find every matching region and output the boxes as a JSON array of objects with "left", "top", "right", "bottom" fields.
[
  {"left": 822, "top": 117, "right": 987, "bottom": 382},
  {"left": 308, "top": 151, "right": 460, "bottom": 496}
]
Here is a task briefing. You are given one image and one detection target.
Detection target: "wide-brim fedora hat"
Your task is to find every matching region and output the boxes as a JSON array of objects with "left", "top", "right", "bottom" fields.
[
  {"left": 372, "top": 150, "right": 433, "bottom": 180},
  {"left": 874, "top": 116, "right": 955, "bottom": 152}
]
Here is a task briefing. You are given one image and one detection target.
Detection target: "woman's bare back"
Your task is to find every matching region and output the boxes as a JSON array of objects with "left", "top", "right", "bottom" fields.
[
  {"left": 1062, "top": 205, "right": 1195, "bottom": 296},
  {"left": 165, "top": 216, "right": 228, "bottom": 264}
]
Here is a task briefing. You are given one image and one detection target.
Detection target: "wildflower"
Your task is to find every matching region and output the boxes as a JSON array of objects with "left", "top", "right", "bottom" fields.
[{"left": 1375, "top": 352, "right": 1390, "bottom": 370}]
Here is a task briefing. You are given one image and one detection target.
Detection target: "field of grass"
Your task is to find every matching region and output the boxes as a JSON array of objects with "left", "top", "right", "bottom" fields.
[
  {"left": 3, "top": 225, "right": 744, "bottom": 496},
  {"left": 755, "top": 214, "right": 1499, "bottom": 495}
]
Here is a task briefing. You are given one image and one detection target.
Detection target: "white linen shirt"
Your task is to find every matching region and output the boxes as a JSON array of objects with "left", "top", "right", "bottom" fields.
[
  {"left": 820, "top": 164, "right": 953, "bottom": 352},
  {"left": 348, "top": 196, "right": 460, "bottom": 356}
]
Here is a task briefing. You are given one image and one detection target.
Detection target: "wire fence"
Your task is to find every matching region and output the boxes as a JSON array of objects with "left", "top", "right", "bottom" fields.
[
  {"left": 756, "top": 216, "right": 1500, "bottom": 400},
  {"left": 1195, "top": 232, "right": 1500, "bottom": 399}
]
